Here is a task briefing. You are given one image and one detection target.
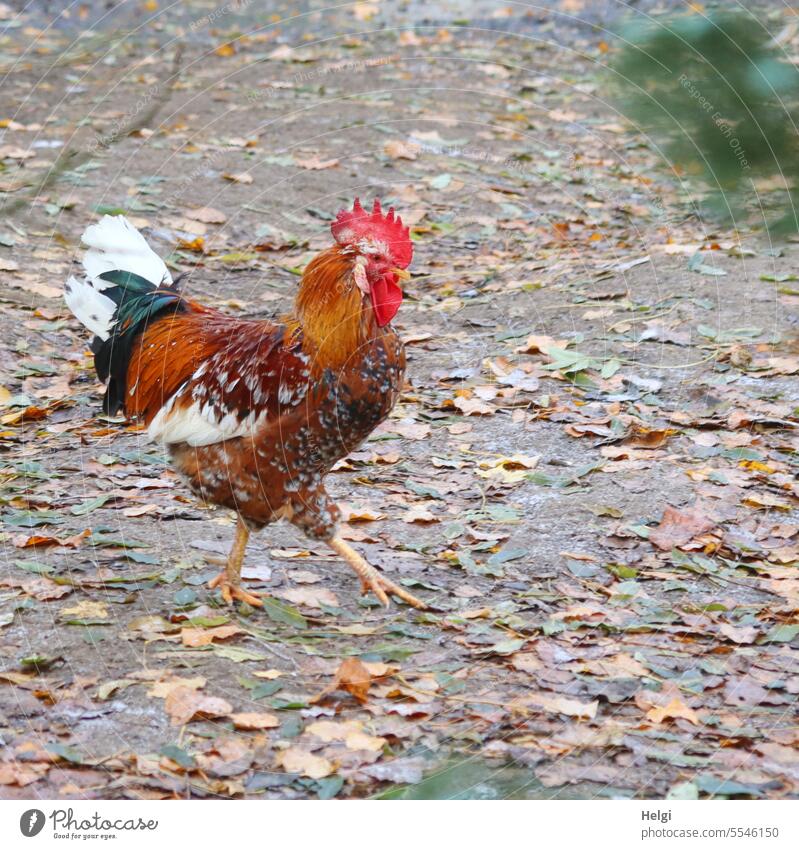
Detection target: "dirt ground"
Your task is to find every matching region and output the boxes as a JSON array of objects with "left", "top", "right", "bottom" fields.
[{"left": 0, "top": 1, "right": 797, "bottom": 800}]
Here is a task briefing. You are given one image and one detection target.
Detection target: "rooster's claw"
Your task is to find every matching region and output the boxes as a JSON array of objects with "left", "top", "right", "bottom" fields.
[{"left": 208, "top": 572, "right": 263, "bottom": 607}]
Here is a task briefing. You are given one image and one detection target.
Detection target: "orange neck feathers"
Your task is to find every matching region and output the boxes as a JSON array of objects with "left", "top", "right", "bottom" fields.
[{"left": 294, "top": 247, "right": 372, "bottom": 370}]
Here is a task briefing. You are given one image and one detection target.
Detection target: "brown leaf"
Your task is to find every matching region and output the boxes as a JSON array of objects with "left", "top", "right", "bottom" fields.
[
  {"left": 521, "top": 692, "right": 598, "bottom": 719},
  {"left": 453, "top": 396, "right": 494, "bottom": 416},
  {"left": 12, "top": 529, "right": 90, "bottom": 549},
  {"left": 164, "top": 686, "right": 231, "bottom": 725},
  {"left": 719, "top": 624, "right": 759, "bottom": 645},
  {"left": 222, "top": 172, "right": 253, "bottom": 184},
  {"left": 305, "top": 720, "right": 363, "bottom": 741},
  {"left": 516, "top": 334, "right": 568, "bottom": 355},
  {"left": 278, "top": 587, "right": 339, "bottom": 609},
  {"left": 147, "top": 677, "right": 206, "bottom": 698},
  {"left": 646, "top": 698, "right": 700, "bottom": 726},
  {"left": 0, "top": 761, "right": 49, "bottom": 786},
  {"left": 275, "top": 748, "right": 333, "bottom": 779},
  {"left": 186, "top": 206, "right": 227, "bottom": 224},
  {"left": 294, "top": 155, "right": 339, "bottom": 170},
  {"left": 311, "top": 657, "right": 374, "bottom": 704},
  {"left": 181, "top": 624, "right": 243, "bottom": 647},
  {"left": 402, "top": 505, "right": 438, "bottom": 524},
  {"left": 0, "top": 575, "right": 72, "bottom": 601},
  {"left": 345, "top": 731, "right": 387, "bottom": 752},
  {"left": 231, "top": 712, "right": 280, "bottom": 730},
  {"left": 384, "top": 140, "right": 420, "bottom": 160},
  {"left": 649, "top": 505, "right": 716, "bottom": 550}
]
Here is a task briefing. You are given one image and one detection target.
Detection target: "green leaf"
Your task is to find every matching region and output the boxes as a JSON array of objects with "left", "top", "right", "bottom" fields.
[
  {"left": 479, "top": 638, "right": 526, "bottom": 656},
  {"left": 251, "top": 680, "right": 283, "bottom": 699},
  {"left": 261, "top": 597, "right": 308, "bottom": 630},
  {"left": 487, "top": 548, "right": 528, "bottom": 566},
  {"left": 688, "top": 253, "right": 727, "bottom": 276},
  {"left": 430, "top": 174, "right": 452, "bottom": 190},
  {"left": 695, "top": 774, "right": 765, "bottom": 797},
  {"left": 212, "top": 645, "right": 268, "bottom": 663},
  {"left": 70, "top": 495, "right": 110, "bottom": 516},
  {"left": 173, "top": 588, "right": 197, "bottom": 607},
  {"left": 762, "top": 624, "right": 799, "bottom": 644},
  {"left": 315, "top": 775, "right": 344, "bottom": 799},
  {"left": 14, "top": 559, "right": 53, "bottom": 575},
  {"left": 160, "top": 744, "right": 196, "bottom": 769},
  {"left": 47, "top": 743, "right": 83, "bottom": 764}
]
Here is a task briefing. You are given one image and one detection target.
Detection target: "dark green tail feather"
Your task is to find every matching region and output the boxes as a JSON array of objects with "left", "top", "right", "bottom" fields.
[{"left": 94, "top": 269, "right": 186, "bottom": 415}]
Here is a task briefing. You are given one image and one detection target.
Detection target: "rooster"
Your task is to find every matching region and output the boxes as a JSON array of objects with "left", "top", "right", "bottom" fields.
[{"left": 64, "top": 200, "right": 426, "bottom": 610}]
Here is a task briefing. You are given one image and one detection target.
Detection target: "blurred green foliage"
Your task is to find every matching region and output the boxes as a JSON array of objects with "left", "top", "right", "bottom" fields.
[{"left": 610, "top": 11, "right": 799, "bottom": 233}]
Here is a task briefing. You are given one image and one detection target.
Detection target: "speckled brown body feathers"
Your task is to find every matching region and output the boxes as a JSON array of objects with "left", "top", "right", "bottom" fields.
[{"left": 126, "top": 247, "right": 405, "bottom": 541}]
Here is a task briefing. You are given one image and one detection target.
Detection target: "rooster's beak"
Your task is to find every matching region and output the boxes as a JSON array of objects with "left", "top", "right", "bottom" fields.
[{"left": 392, "top": 268, "right": 411, "bottom": 282}]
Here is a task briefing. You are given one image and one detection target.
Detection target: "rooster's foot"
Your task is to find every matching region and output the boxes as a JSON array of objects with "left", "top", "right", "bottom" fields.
[
  {"left": 328, "top": 537, "right": 427, "bottom": 610},
  {"left": 208, "top": 572, "right": 263, "bottom": 607},
  {"left": 358, "top": 568, "right": 427, "bottom": 610}
]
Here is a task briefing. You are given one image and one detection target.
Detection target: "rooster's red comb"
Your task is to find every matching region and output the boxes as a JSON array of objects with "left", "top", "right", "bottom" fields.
[{"left": 331, "top": 198, "right": 412, "bottom": 268}]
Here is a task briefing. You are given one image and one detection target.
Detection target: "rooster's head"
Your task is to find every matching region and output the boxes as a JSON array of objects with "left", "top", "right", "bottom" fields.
[{"left": 331, "top": 198, "right": 413, "bottom": 327}]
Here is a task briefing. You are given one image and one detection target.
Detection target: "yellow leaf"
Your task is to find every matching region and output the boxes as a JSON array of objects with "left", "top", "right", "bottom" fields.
[
  {"left": 60, "top": 600, "right": 108, "bottom": 620},
  {"left": 252, "top": 669, "right": 283, "bottom": 680}
]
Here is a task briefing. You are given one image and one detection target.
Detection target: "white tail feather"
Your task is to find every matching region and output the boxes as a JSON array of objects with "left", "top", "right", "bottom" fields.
[
  {"left": 63, "top": 275, "right": 117, "bottom": 340},
  {"left": 64, "top": 215, "right": 171, "bottom": 340},
  {"left": 81, "top": 215, "right": 171, "bottom": 288}
]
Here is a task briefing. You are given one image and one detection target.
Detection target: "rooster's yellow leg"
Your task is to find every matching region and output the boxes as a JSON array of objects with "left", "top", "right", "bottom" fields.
[
  {"left": 208, "top": 517, "right": 263, "bottom": 607},
  {"left": 328, "top": 537, "right": 427, "bottom": 609}
]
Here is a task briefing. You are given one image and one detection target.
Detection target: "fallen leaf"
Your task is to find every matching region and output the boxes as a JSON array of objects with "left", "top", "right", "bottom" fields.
[
  {"left": 186, "top": 206, "right": 227, "bottom": 224},
  {"left": 646, "top": 698, "right": 700, "bottom": 726},
  {"left": 60, "top": 600, "right": 108, "bottom": 621},
  {"left": 0, "top": 762, "right": 49, "bottom": 786},
  {"left": 165, "top": 686, "right": 232, "bottom": 726},
  {"left": 231, "top": 712, "right": 280, "bottom": 730},
  {"left": 649, "top": 505, "right": 716, "bottom": 550},
  {"left": 402, "top": 505, "right": 438, "bottom": 524},
  {"left": 181, "top": 624, "right": 243, "bottom": 647},
  {"left": 294, "top": 155, "right": 339, "bottom": 170},
  {"left": 312, "top": 657, "right": 374, "bottom": 704},
  {"left": 384, "top": 140, "right": 420, "bottom": 160},
  {"left": 278, "top": 587, "right": 339, "bottom": 609},
  {"left": 222, "top": 172, "right": 253, "bottom": 184},
  {"left": 148, "top": 676, "right": 206, "bottom": 698},
  {"left": 521, "top": 692, "right": 598, "bottom": 719},
  {"left": 275, "top": 747, "right": 333, "bottom": 779},
  {"left": 12, "top": 529, "right": 90, "bottom": 549}
]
